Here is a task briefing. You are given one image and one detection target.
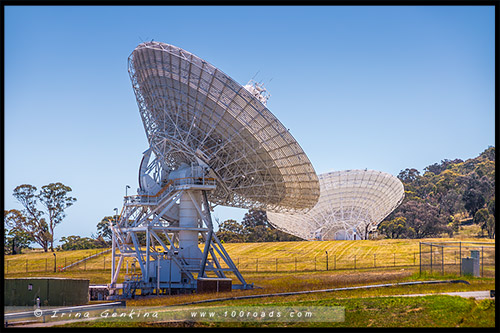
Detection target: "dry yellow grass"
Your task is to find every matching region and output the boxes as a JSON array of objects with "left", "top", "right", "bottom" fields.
[{"left": 4, "top": 237, "right": 493, "bottom": 279}]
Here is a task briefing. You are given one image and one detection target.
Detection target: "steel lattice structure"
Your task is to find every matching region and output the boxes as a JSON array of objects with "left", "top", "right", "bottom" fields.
[
  {"left": 267, "top": 170, "right": 405, "bottom": 240},
  {"left": 109, "top": 41, "right": 320, "bottom": 298},
  {"left": 128, "top": 41, "right": 320, "bottom": 213}
]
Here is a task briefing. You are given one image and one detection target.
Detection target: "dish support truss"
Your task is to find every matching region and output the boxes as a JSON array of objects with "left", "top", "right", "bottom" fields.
[{"left": 108, "top": 172, "right": 251, "bottom": 298}]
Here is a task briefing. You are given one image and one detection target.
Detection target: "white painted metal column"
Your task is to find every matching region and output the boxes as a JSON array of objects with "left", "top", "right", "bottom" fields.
[
  {"left": 179, "top": 190, "right": 202, "bottom": 264},
  {"left": 145, "top": 227, "right": 150, "bottom": 282},
  {"left": 111, "top": 229, "right": 116, "bottom": 282}
]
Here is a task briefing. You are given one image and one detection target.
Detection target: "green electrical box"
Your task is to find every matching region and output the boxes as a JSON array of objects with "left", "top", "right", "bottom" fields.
[{"left": 4, "top": 277, "right": 89, "bottom": 306}]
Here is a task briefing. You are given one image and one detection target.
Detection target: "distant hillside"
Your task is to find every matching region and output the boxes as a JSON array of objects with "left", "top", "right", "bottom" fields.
[{"left": 379, "top": 146, "right": 495, "bottom": 239}]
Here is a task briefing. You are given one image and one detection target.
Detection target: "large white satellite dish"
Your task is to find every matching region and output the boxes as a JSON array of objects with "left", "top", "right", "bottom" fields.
[
  {"left": 108, "top": 41, "right": 320, "bottom": 297},
  {"left": 267, "top": 170, "right": 405, "bottom": 241},
  {"left": 129, "top": 41, "right": 319, "bottom": 212}
]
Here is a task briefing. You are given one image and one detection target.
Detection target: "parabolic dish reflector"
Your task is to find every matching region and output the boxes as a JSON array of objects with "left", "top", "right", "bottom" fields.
[
  {"left": 267, "top": 170, "right": 405, "bottom": 240},
  {"left": 128, "top": 42, "right": 319, "bottom": 212}
]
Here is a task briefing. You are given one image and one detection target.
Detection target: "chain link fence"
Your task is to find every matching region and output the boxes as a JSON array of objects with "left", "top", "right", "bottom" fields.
[
  {"left": 4, "top": 249, "right": 111, "bottom": 274},
  {"left": 419, "top": 241, "right": 495, "bottom": 277},
  {"left": 7, "top": 252, "right": 422, "bottom": 275},
  {"left": 6, "top": 242, "right": 495, "bottom": 277},
  {"left": 232, "top": 252, "right": 421, "bottom": 273}
]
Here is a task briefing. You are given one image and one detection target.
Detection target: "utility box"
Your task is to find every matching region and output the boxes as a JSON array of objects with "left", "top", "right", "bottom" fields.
[
  {"left": 197, "top": 277, "right": 232, "bottom": 293},
  {"left": 4, "top": 278, "right": 89, "bottom": 306},
  {"left": 461, "top": 250, "right": 480, "bottom": 277}
]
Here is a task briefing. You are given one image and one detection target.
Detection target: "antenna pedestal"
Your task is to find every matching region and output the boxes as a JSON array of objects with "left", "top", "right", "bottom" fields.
[
  {"left": 108, "top": 163, "right": 252, "bottom": 299},
  {"left": 178, "top": 191, "right": 203, "bottom": 263}
]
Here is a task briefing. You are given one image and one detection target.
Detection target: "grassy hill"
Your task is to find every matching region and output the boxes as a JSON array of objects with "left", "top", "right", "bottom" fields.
[{"left": 5, "top": 237, "right": 494, "bottom": 283}]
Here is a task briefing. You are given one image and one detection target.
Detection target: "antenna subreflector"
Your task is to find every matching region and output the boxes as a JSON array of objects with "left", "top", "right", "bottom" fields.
[{"left": 243, "top": 79, "right": 271, "bottom": 105}]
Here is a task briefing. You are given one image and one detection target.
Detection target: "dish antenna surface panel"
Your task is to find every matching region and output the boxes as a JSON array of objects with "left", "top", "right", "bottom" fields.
[
  {"left": 267, "top": 170, "right": 405, "bottom": 241},
  {"left": 128, "top": 41, "right": 319, "bottom": 213}
]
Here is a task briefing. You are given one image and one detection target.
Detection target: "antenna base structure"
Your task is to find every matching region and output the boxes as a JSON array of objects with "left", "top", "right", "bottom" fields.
[
  {"left": 108, "top": 40, "right": 321, "bottom": 298},
  {"left": 108, "top": 151, "right": 252, "bottom": 298}
]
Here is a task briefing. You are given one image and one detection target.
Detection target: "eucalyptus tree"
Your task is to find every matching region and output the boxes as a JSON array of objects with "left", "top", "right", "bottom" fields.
[{"left": 12, "top": 183, "right": 76, "bottom": 252}]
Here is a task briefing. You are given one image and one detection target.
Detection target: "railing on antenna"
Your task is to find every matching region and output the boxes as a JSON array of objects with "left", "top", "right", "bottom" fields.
[{"left": 124, "top": 177, "right": 216, "bottom": 206}]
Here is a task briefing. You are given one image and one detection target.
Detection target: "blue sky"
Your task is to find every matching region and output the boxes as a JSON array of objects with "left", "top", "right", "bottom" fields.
[{"left": 4, "top": 5, "right": 495, "bottom": 244}]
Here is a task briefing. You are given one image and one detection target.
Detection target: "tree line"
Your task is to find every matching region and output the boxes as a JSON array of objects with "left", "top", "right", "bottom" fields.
[
  {"left": 378, "top": 146, "right": 495, "bottom": 239},
  {"left": 4, "top": 183, "right": 77, "bottom": 254},
  {"left": 3, "top": 181, "right": 117, "bottom": 254},
  {"left": 215, "top": 209, "right": 302, "bottom": 243}
]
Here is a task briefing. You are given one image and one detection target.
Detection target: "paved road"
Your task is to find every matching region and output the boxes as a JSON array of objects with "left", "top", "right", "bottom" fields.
[{"left": 391, "top": 290, "right": 494, "bottom": 300}]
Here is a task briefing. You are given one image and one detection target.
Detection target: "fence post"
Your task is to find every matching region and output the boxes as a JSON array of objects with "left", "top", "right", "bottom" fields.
[
  {"left": 441, "top": 246, "right": 444, "bottom": 275},
  {"left": 419, "top": 242, "right": 422, "bottom": 275},
  {"left": 430, "top": 244, "right": 433, "bottom": 274},
  {"left": 481, "top": 246, "right": 484, "bottom": 277},
  {"left": 459, "top": 242, "right": 461, "bottom": 276}
]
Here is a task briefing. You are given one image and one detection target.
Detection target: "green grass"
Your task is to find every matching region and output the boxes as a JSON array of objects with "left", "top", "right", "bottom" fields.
[
  {"left": 5, "top": 271, "right": 495, "bottom": 328},
  {"left": 52, "top": 295, "right": 494, "bottom": 328},
  {"left": 119, "top": 268, "right": 494, "bottom": 308}
]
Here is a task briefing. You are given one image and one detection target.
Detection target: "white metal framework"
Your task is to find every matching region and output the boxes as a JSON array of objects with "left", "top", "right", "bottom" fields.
[
  {"left": 109, "top": 41, "right": 319, "bottom": 297},
  {"left": 109, "top": 160, "right": 250, "bottom": 296},
  {"left": 267, "top": 170, "right": 405, "bottom": 241}
]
